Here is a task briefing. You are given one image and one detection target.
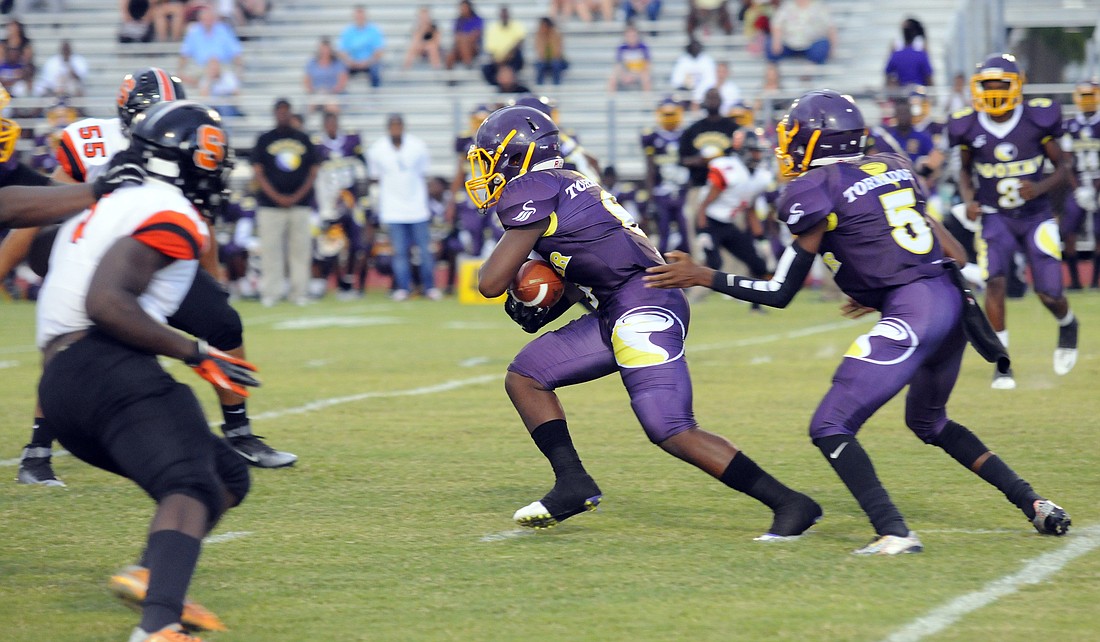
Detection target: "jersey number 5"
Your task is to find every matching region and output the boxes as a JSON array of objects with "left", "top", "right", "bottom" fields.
[{"left": 880, "top": 188, "right": 933, "bottom": 254}]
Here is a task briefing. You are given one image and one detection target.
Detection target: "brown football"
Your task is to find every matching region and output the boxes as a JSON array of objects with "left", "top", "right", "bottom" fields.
[{"left": 510, "top": 259, "right": 564, "bottom": 308}]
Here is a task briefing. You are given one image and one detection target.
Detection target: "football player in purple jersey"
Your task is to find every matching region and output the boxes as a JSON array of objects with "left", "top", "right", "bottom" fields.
[
  {"left": 1059, "top": 81, "right": 1100, "bottom": 290},
  {"left": 446, "top": 103, "right": 502, "bottom": 259},
  {"left": 645, "top": 90, "right": 1071, "bottom": 555},
  {"left": 641, "top": 97, "right": 692, "bottom": 255},
  {"left": 949, "top": 53, "right": 1076, "bottom": 389},
  {"left": 313, "top": 109, "right": 369, "bottom": 298},
  {"left": 466, "top": 105, "right": 822, "bottom": 538}
]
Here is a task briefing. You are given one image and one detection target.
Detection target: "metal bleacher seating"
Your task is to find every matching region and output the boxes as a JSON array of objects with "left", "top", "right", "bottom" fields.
[{"left": 9, "top": 0, "right": 995, "bottom": 182}]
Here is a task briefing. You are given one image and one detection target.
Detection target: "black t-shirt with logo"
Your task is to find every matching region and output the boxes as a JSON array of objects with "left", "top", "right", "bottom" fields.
[{"left": 251, "top": 127, "right": 319, "bottom": 207}]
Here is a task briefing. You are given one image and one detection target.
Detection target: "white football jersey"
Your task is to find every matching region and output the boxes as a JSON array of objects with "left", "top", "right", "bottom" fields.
[
  {"left": 56, "top": 116, "right": 129, "bottom": 183},
  {"left": 704, "top": 155, "right": 774, "bottom": 224},
  {"left": 36, "top": 180, "right": 208, "bottom": 348}
]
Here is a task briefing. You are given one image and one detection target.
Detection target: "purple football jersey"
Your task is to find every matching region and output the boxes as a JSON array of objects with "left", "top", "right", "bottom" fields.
[
  {"left": 496, "top": 168, "right": 663, "bottom": 302},
  {"left": 948, "top": 99, "right": 1063, "bottom": 218},
  {"left": 778, "top": 152, "right": 945, "bottom": 309},
  {"left": 1062, "top": 113, "right": 1100, "bottom": 186},
  {"left": 640, "top": 128, "right": 689, "bottom": 195}
]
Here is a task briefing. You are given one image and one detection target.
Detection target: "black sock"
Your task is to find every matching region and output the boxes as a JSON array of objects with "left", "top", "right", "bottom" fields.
[
  {"left": 814, "top": 434, "right": 908, "bottom": 537},
  {"left": 719, "top": 452, "right": 796, "bottom": 510},
  {"left": 933, "top": 421, "right": 1040, "bottom": 518},
  {"left": 530, "top": 419, "right": 586, "bottom": 479},
  {"left": 28, "top": 416, "right": 54, "bottom": 450},
  {"left": 220, "top": 403, "right": 248, "bottom": 430},
  {"left": 1066, "top": 256, "right": 1080, "bottom": 286},
  {"left": 139, "top": 530, "right": 202, "bottom": 633}
]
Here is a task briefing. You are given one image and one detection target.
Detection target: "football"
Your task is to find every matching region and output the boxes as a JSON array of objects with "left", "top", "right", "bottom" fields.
[{"left": 510, "top": 259, "right": 564, "bottom": 308}]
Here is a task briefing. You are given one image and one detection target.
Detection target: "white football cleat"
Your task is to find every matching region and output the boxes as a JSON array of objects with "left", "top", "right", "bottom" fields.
[
  {"left": 853, "top": 531, "right": 923, "bottom": 556},
  {"left": 1053, "top": 348, "right": 1077, "bottom": 376},
  {"left": 991, "top": 367, "right": 1016, "bottom": 390}
]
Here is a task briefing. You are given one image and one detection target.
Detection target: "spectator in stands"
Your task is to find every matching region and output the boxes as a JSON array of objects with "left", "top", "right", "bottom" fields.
[
  {"left": 179, "top": 4, "right": 243, "bottom": 86},
  {"left": 0, "top": 43, "right": 28, "bottom": 100},
  {"left": 765, "top": 0, "right": 836, "bottom": 66},
  {"left": 694, "top": 60, "right": 741, "bottom": 115},
  {"left": 2, "top": 19, "right": 33, "bottom": 84},
  {"left": 885, "top": 17, "right": 932, "bottom": 88},
  {"left": 198, "top": 58, "right": 242, "bottom": 117},
  {"left": 670, "top": 39, "right": 716, "bottom": 105},
  {"left": 687, "top": 0, "right": 733, "bottom": 37},
  {"left": 550, "top": 0, "right": 615, "bottom": 22},
  {"left": 533, "top": 17, "right": 568, "bottom": 86},
  {"left": 446, "top": 0, "right": 483, "bottom": 70},
  {"left": 495, "top": 65, "right": 532, "bottom": 95},
  {"left": 366, "top": 113, "right": 439, "bottom": 301},
  {"left": 253, "top": 98, "right": 321, "bottom": 307},
  {"left": 235, "top": 0, "right": 270, "bottom": 25},
  {"left": 305, "top": 37, "right": 349, "bottom": 114},
  {"left": 34, "top": 39, "right": 86, "bottom": 99},
  {"left": 608, "top": 23, "right": 651, "bottom": 93},
  {"left": 151, "top": 0, "right": 188, "bottom": 42},
  {"left": 623, "top": 0, "right": 662, "bottom": 23},
  {"left": 481, "top": 6, "right": 526, "bottom": 86},
  {"left": 338, "top": 5, "right": 386, "bottom": 88},
  {"left": 403, "top": 6, "right": 444, "bottom": 70},
  {"left": 119, "top": 0, "right": 154, "bottom": 44}
]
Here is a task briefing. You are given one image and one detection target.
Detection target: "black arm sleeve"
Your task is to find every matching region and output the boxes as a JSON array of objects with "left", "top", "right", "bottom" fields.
[{"left": 708, "top": 242, "right": 816, "bottom": 308}]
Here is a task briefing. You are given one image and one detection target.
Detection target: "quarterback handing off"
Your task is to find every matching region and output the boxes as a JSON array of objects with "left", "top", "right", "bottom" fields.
[
  {"left": 467, "top": 105, "right": 822, "bottom": 539},
  {"left": 645, "top": 90, "right": 1070, "bottom": 554}
]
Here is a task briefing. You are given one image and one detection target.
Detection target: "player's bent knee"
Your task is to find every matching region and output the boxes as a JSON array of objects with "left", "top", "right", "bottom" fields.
[{"left": 203, "top": 307, "right": 244, "bottom": 352}]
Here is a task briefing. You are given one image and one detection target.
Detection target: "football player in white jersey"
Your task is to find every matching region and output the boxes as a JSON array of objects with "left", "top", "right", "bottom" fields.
[
  {"left": 12, "top": 68, "right": 295, "bottom": 487},
  {"left": 37, "top": 101, "right": 254, "bottom": 642}
]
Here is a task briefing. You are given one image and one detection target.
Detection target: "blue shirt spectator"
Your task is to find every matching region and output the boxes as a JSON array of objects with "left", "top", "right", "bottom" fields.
[
  {"left": 179, "top": 5, "right": 242, "bottom": 84},
  {"left": 337, "top": 5, "right": 386, "bottom": 87},
  {"left": 884, "top": 18, "right": 932, "bottom": 87}
]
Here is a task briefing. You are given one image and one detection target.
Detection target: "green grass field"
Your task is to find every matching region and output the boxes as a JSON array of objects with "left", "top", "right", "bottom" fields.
[{"left": 1, "top": 289, "right": 1097, "bottom": 642}]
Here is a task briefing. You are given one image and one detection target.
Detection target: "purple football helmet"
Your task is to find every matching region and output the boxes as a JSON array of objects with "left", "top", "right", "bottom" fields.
[
  {"left": 464, "top": 105, "right": 562, "bottom": 210},
  {"left": 970, "top": 53, "right": 1024, "bottom": 116},
  {"left": 507, "top": 94, "right": 558, "bottom": 121},
  {"left": 776, "top": 89, "right": 866, "bottom": 177}
]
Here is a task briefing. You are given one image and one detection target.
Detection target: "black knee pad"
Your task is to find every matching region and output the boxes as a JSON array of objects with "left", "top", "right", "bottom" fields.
[
  {"left": 213, "top": 437, "right": 251, "bottom": 507},
  {"left": 154, "top": 464, "right": 226, "bottom": 522}
]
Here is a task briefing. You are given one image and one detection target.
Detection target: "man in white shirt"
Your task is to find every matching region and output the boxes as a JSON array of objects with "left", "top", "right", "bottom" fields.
[
  {"left": 34, "top": 40, "right": 88, "bottom": 98},
  {"left": 669, "top": 40, "right": 716, "bottom": 108},
  {"left": 366, "top": 113, "right": 438, "bottom": 300}
]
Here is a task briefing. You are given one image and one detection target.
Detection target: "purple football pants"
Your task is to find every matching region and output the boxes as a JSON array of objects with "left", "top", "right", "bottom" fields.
[
  {"left": 809, "top": 273, "right": 966, "bottom": 443},
  {"left": 980, "top": 212, "right": 1064, "bottom": 297},
  {"left": 508, "top": 279, "right": 696, "bottom": 443}
]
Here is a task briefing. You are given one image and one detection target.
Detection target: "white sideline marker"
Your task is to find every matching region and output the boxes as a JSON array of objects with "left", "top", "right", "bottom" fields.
[{"left": 882, "top": 525, "right": 1100, "bottom": 642}]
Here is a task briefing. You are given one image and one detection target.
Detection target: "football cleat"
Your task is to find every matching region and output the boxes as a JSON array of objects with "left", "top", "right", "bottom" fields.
[
  {"left": 755, "top": 493, "right": 823, "bottom": 541},
  {"left": 1032, "top": 500, "right": 1071, "bottom": 536},
  {"left": 991, "top": 366, "right": 1016, "bottom": 390},
  {"left": 128, "top": 624, "right": 203, "bottom": 642},
  {"left": 514, "top": 475, "right": 602, "bottom": 529},
  {"left": 853, "top": 531, "right": 923, "bottom": 556},
  {"left": 109, "top": 566, "right": 227, "bottom": 632},
  {"left": 223, "top": 425, "right": 297, "bottom": 468},
  {"left": 1053, "top": 317, "right": 1078, "bottom": 376},
  {"left": 16, "top": 447, "right": 65, "bottom": 487}
]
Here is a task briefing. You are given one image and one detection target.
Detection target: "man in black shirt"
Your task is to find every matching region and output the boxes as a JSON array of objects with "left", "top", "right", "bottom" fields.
[
  {"left": 251, "top": 98, "right": 320, "bottom": 307},
  {"left": 678, "top": 88, "right": 740, "bottom": 256}
]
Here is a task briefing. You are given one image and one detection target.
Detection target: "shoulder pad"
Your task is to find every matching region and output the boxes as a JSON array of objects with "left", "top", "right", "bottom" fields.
[
  {"left": 1025, "top": 99, "right": 1062, "bottom": 129},
  {"left": 950, "top": 107, "right": 974, "bottom": 120}
]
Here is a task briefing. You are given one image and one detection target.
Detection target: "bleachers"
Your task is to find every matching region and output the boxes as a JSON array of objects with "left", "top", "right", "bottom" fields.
[{"left": 10, "top": 0, "right": 971, "bottom": 180}]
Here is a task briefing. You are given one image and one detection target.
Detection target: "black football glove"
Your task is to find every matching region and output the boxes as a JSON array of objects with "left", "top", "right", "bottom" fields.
[
  {"left": 92, "top": 148, "right": 148, "bottom": 199},
  {"left": 183, "top": 340, "right": 261, "bottom": 397},
  {"left": 505, "top": 294, "right": 552, "bottom": 334}
]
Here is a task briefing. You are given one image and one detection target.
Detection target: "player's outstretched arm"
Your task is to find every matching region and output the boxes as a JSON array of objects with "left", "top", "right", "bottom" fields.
[
  {"left": 645, "top": 221, "right": 826, "bottom": 309},
  {"left": 0, "top": 183, "right": 96, "bottom": 229}
]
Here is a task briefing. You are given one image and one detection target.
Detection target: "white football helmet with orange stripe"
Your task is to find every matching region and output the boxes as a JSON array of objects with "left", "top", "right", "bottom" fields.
[
  {"left": 117, "top": 67, "right": 185, "bottom": 131},
  {"left": 0, "top": 86, "right": 23, "bottom": 163}
]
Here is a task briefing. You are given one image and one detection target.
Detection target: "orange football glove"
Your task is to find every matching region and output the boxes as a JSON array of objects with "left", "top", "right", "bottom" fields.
[{"left": 183, "top": 340, "right": 261, "bottom": 397}]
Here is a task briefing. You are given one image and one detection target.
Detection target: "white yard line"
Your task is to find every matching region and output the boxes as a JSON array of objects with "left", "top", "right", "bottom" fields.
[
  {"left": 204, "top": 530, "right": 253, "bottom": 545},
  {"left": 883, "top": 525, "right": 1100, "bottom": 642}
]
